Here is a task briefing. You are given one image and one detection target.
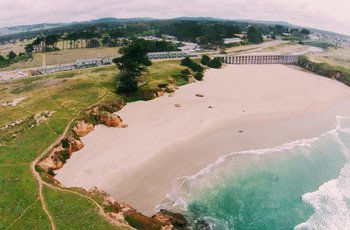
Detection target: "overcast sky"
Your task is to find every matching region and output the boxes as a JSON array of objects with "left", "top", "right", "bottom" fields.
[{"left": 1, "top": 0, "right": 349, "bottom": 35}]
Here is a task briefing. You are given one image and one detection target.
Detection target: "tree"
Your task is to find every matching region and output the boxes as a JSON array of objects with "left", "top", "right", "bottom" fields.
[
  {"left": 32, "top": 36, "right": 44, "bottom": 51},
  {"left": 101, "top": 36, "right": 111, "bottom": 47},
  {"left": 87, "top": 39, "right": 100, "bottom": 48},
  {"left": 45, "top": 34, "right": 61, "bottom": 49},
  {"left": 113, "top": 40, "right": 152, "bottom": 93},
  {"left": 201, "top": 55, "right": 211, "bottom": 65},
  {"left": 301, "top": 28, "right": 310, "bottom": 35},
  {"left": 25, "top": 44, "right": 34, "bottom": 53},
  {"left": 117, "top": 71, "right": 138, "bottom": 93},
  {"left": 8, "top": 51, "right": 17, "bottom": 59},
  {"left": 247, "top": 26, "right": 263, "bottom": 44},
  {"left": 0, "top": 55, "right": 5, "bottom": 62},
  {"left": 109, "top": 29, "right": 126, "bottom": 46}
]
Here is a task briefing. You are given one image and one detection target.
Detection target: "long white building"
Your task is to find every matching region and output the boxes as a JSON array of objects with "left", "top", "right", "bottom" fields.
[{"left": 147, "top": 51, "right": 197, "bottom": 60}]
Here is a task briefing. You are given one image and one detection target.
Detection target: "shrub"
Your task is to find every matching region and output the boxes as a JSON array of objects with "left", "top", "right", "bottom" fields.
[
  {"left": 207, "top": 57, "right": 222, "bottom": 69},
  {"left": 58, "top": 149, "right": 70, "bottom": 164},
  {"left": 181, "top": 57, "right": 203, "bottom": 73},
  {"left": 61, "top": 139, "right": 70, "bottom": 148},
  {"left": 35, "top": 165, "right": 45, "bottom": 174},
  {"left": 165, "top": 87, "right": 175, "bottom": 93},
  {"left": 194, "top": 72, "right": 204, "bottom": 81},
  {"left": 158, "top": 83, "right": 168, "bottom": 88},
  {"left": 200, "top": 55, "right": 210, "bottom": 65},
  {"left": 47, "top": 168, "right": 56, "bottom": 177},
  {"left": 181, "top": 68, "right": 191, "bottom": 76}
]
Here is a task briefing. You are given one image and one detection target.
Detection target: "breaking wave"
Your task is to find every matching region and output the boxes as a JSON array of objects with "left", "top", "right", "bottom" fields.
[{"left": 157, "top": 116, "right": 350, "bottom": 229}]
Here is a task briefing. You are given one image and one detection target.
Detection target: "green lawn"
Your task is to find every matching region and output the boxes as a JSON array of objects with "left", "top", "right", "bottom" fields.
[
  {"left": 43, "top": 186, "right": 125, "bottom": 230},
  {"left": 0, "top": 60, "right": 184, "bottom": 229}
]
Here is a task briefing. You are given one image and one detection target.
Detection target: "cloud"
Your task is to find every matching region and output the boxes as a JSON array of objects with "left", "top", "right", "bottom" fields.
[{"left": 0, "top": 0, "right": 349, "bottom": 35}]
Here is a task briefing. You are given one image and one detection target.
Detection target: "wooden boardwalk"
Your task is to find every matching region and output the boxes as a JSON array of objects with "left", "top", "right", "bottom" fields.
[{"left": 221, "top": 55, "right": 300, "bottom": 65}]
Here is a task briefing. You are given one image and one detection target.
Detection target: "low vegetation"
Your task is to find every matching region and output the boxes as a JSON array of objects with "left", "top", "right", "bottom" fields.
[
  {"left": 298, "top": 56, "right": 350, "bottom": 86},
  {"left": 180, "top": 56, "right": 205, "bottom": 81},
  {"left": 201, "top": 55, "right": 222, "bottom": 69},
  {"left": 181, "top": 57, "right": 203, "bottom": 73},
  {"left": 0, "top": 52, "right": 33, "bottom": 68},
  {"left": 0, "top": 59, "right": 187, "bottom": 229}
]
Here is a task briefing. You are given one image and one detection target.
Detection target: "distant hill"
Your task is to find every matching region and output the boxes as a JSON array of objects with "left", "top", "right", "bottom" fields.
[
  {"left": 0, "top": 23, "right": 67, "bottom": 37},
  {"left": 173, "top": 17, "right": 293, "bottom": 26},
  {"left": 0, "top": 17, "right": 348, "bottom": 40},
  {"left": 234, "top": 19, "right": 295, "bottom": 27},
  {"left": 89, "top": 17, "right": 155, "bottom": 23}
]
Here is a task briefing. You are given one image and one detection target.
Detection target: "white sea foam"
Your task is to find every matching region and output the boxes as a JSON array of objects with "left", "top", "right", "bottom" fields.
[
  {"left": 295, "top": 117, "right": 350, "bottom": 229},
  {"left": 295, "top": 164, "right": 350, "bottom": 230},
  {"left": 157, "top": 136, "right": 320, "bottom": 211},
  {"left": 158, "top": 116, "right": 350, "bottom": 229}
]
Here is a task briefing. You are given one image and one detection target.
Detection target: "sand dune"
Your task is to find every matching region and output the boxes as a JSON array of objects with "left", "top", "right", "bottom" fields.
[{"left": 56, "top": 64, "right": 350, "bottom": 215}]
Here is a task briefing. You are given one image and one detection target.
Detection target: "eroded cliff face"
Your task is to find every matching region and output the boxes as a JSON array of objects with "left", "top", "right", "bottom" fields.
[
  {"left": 38, "top": 100, "right": 127, "bottom": 176},
  {"left": 87, "top": 187, "right": 189, "bottom": 230},
  {"left": 298, "top": 56, "right": 350, "bottom": 86},
  {"left": 36, "top": 98, "right": 190, "bottom": 229},
  {"left": 39, "top": 136, "right": 84, "bottom": 172},
  {"left": 73, "top": 120, "right": 94, "bottom": 137}
]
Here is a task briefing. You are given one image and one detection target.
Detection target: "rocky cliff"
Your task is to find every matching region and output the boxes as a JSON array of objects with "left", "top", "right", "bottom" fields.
[
  {"left": 37, "top": 99, "right": 190, "bottom": 229},
  {"left": 298, "top": 56, "right": 350, "bottom": 86}
]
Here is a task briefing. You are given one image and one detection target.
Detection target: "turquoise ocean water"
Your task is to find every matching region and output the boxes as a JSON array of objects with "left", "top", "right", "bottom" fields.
[{"left": 160, "top": 116, "right": 350, "bottom": 230}]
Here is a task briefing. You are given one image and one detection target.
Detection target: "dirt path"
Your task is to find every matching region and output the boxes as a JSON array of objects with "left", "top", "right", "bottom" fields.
[
  {"left": 5, "top": 200, "right": 39, "bottom": 229},
  {"left": 41, "top": 54, "right": 46, "bottom": 67},
  {"left": 30, "top": 118, "right": 73, "bottom": 230},
  {"left": 29, "top": 91, "right": 131, "bottom": 230}
]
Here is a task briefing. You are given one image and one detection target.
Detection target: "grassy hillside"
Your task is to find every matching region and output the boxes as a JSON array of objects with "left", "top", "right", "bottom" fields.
[
  {"left": 0, "top": 60, "right": 184, "bottom": 229},
  {"left": 2, "top": 47, "right": 120, "bottom": 71},
  {"left": 307, "top": 47, "right": 350, "bottom": 69}
]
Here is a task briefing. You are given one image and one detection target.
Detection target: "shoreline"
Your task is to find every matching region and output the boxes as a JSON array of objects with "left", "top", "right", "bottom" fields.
[
  {"left": 109, "top": 98, "right": 350, "bottom": 215},
  {"left": 55, "top": 64, "right": 350, "bottom": 216}
]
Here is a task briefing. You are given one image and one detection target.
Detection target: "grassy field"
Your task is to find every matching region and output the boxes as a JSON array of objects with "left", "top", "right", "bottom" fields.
[
  {"left": 2, "top": 47, "right": 120, "bottom": 71},
  {"left": 260, "top": 42, "right": 309, "bottom": 54},
  {"left": 0, "top": 40, "right": 32, "bottom": 56},
  {"left": 0, "top": 60, "right": 184, "bottom": 229},
  {"left": 307, "top": 47, "right": 350, "bottom": 68}
]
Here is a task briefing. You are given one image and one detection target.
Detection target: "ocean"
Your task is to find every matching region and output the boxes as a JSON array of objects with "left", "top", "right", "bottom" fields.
[{"left": 160, "top": 116, "right": 350, "bottom": 229}]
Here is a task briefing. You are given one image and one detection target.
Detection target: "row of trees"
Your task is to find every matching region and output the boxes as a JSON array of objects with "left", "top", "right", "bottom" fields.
[
  {"left": 25, "top": 29, "right": 130, "bottom": 52},
  {"left": 1, "top": 19, "right": 314, "bottom": 50},
  {"left": 114, "top": 39, "right": 224, "bottom": 93},
  {"left": 0, "top": 51, "right": 32, "bottom": 68},
  {"left": 158, "top": 21, "right": 243, "bottom": 48}
]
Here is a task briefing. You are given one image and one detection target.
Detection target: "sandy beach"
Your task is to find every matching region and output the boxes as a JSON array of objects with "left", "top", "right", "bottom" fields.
[{"left": 55, "top": 64, "right": 350, "bottom": 215}]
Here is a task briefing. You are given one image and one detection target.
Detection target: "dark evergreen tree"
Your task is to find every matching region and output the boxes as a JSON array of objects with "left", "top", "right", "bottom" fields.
[
  {"left": 8, "top": 51, "right": 17, "bottom": 59},
  {"left": 113, "top": 40, "right": 152, "bottom": 93},
  {"left": 247, "top": 26, "right": 263, "bottom": 44},
  {"left": 201, "top": 55, "right": 211, "bottom": 65}
]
